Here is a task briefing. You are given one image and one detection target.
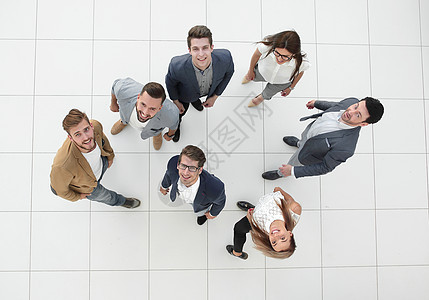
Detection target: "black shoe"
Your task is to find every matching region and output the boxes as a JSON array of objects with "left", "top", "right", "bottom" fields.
[
  {"left": 172, "top": 127, "right": 180, "bottom": 142},
  {"left": 121, "top": 197, "right": 141, "bottom": 208},
  {"left": 236, "top": 201, "right": 255, "bottom": 211},
  {"left": 226, "top": 245, "right": 248, "bottom": 260},
  {"left": 191, "top": 100, "right": 204, "bottom": 111},
  {"left": 262, "top": 170, "right": 282, "bottom": 180},
  {"left": 197, "top": 215, "right": 207, "bottom": 225},
  {"left": 283, "top": 136, "right": 299, "bottom": 147}
]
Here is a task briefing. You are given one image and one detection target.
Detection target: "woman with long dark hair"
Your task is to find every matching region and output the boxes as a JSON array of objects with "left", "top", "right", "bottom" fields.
[
  {"left": 243, "top": 30, "right": 310, "bottom": 107},
  {"left": 226, "top": 187, "right": 301, "bottom": 259}
]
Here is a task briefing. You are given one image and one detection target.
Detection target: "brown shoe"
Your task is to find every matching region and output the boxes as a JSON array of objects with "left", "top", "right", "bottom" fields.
[
  {"left": 111, "top": 120, "right": 127, "bottom": 135},
  {"left": 153, "top": 132, "right": 162, "bottom": 150}
]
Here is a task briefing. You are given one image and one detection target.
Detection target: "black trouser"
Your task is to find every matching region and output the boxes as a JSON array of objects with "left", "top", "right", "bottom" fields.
[{"left": 233, "top": 216, "right": 252, "bottom": 253}]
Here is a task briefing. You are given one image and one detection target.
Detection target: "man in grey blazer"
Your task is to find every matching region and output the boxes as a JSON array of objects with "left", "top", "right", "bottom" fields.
[
  {"left": 165, "top": 25, "right": 234, "bottom": 142},
  {"left": 262, "top": 97, "right": 384, "bottom": 179},
  {"left": 110, "top": 78, "right": 179, "bottom": 150}
]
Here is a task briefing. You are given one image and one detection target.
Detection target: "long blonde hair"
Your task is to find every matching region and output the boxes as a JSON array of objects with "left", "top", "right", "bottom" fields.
[{"left": 249, "top": 197, "right": 297, "bottom": 259}]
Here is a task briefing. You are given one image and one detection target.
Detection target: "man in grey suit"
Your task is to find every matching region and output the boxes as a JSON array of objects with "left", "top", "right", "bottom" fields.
[
  {"left": 165, "top": 25, "right": 234, "bottom": 142},
  {"left": 262, "top": 97, "right": 384, "bottom": 179},
  {"left": 110, "top": 78, "right": 179, "bottom": 151}
]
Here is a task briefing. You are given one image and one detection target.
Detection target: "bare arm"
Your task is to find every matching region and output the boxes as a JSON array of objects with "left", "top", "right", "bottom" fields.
[
  {"left": 245, "top": 49, "right": 262, "bottom": 80},
  {"left": 110, "top": 93, "right": 119, "bottom": 112},
  {"left": 273, "top": 186, "right": 302, "bottom": 215}
]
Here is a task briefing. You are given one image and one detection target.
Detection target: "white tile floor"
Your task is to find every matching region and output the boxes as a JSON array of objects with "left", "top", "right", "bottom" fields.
[{"left": 0, "top": 0, "right": 428, "bottom": 299}]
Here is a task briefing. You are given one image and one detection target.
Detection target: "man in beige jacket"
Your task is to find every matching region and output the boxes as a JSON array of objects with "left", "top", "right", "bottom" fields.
[{"left": 50, "top": 109, "right": 140, "bottom": 208}]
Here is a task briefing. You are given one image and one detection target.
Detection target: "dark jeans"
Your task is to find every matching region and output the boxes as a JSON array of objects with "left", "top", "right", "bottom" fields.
[{"left": 233, "top": 216, "right": 252, "bottom": 253}]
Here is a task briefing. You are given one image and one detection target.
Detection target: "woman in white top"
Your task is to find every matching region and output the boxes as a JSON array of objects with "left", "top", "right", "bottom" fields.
[
  {"left": 226, "top": 187, "right": 302, "bottom": 260},
  {"left": 243, "top": 30, "right": 310, "bottom": 107}
]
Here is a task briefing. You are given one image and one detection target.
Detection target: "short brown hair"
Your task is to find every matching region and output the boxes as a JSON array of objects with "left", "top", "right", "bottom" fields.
[
  {"left": 187, "top": 25, "right": 213, "bottom": 48},
  {"left": 179, "top": 145, "right": 206, "bottom": 168},
  {"left": 62, "top": 109, "right": 90, "bottom": 134},
  {"left": 140, "top": 82, "right": 166, "bottom": 104}
]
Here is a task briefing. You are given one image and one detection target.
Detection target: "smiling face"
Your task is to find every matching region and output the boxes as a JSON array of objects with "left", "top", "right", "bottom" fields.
[
  {"left": 177, "top": 154, "right": 202, "bottom": 187},
  {"left": 136, "top": 91, "right": 163, "bottom": 122},
  {"left": 340, "top": 100, "right": 370, "bottom": 127},
  {"left": 188, "top": 37, "right": 213, "bottom": 71},
  {"left": 269, "top": 220, "right": 293, "bottom": 252},
  {"left": 68, "top": 119, "right": 96, "bottom": 153},
  {"left": 273, "top": 47, "right": 294, "bottom": 65}
]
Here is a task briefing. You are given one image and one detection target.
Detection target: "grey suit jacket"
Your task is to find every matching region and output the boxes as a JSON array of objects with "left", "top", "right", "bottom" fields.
[
  {"left": 165, "top": 49, "right": 234, "bottom": 103},
  {"left": 294, "top": 98, "right": 361, "bottom": 178},
  {"left": 112, "top": 78, "right": 179, "bottom": 140}
]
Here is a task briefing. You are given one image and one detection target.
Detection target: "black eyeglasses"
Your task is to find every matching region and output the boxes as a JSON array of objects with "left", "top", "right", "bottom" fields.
[
  {"left": 273, "top": 49, "right": 293, "bottom": 61},
  {"left": 178, "top": 163, "right": 200, "bottom": 172}
]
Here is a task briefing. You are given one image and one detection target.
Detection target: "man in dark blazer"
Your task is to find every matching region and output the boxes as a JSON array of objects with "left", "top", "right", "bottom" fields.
[
  {"left": 262, "top": 97, "right": 384, "bottom": 179},
  {"left": 165, "top": 25, "right": 234, "bottom": 142},
  {"left": 160, "top": 145, "right": 226, "bottom": 225}
]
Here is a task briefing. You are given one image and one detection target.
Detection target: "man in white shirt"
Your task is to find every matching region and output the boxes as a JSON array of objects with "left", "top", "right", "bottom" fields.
[
  {"left": 262, "top": 97, "right": 384, "bottom": 179},
  {"left": 50, "top": 109, "right": 140, "bottom": 208},
  {"left": 160, "top": 145, "right": 226, "bottom": 225}
]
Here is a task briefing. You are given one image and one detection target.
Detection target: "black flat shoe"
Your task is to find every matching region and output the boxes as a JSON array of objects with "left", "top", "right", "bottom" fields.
[
  {"left": 262, "top": 170, "right": 282, "bottom": 180},
  {"left": 283, "top": 136, "right": 299, "bottom": 147},
  {"left": 197, "top": 215, "right": 207, "bottom": 225},
  {"left": 236, "top": 201, "right": 255, "bottom": 211},
  {"left": 172, "top": 127, "right": 180, "bottom": 142},
  {"left": 226, "top": 245, "right": 248, "bottom": 260},
  {"left": 191, "top": 99, "right": 204, "bottom": 111}
]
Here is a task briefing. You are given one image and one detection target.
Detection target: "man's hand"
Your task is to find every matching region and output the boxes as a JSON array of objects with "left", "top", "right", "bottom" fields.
[
  {"left": 110, "top": 102, "right": 119, "bottom": 112},
  {"left": 173, "top": 101, "right": 185, "bottom": 114},
  {"left": 205, "top": 212, "right": 216, "bottom": 219},
  {"left": 281, "top": 88, "right": 292, "bottom": 97},
  {"left": 163, "top": 133, "right": 172, "bottom": 141},
  {"left": 306, "top": 100, "right": 316, "bottom": 109},
  {"left": 80, "top": 193, "right": 91, "bottom": 199},
  {"left": 108, "top": 159, "right": 113, "bottom": 168},
  {"left": 203, "top": 95, "right": 218, "bottom": 108},
  {"left": 160, "top": 186, "right": 169, "bottom": 195},
  {"left": 279, "top": 164, "right": 292, "bottom": 177}
]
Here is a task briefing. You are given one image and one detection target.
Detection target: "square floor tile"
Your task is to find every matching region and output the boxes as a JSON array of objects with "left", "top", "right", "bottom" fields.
[
  {"left": 90, "top": 271, "right": 148, "bottom": 300},
  {"left": 376, "top": 210, "right": 429, "bottom": 265},
  {"left": 0, "top": 272, "right": 29, "bottom": 300},
  {"left": 0, "top": 154, "right": 32, "bottom": 211},
  {"left": 0, "top": 97, "right": 33, "bottom": 152},
  {"left": 422, "top": 48, "right": 429, "bottom": 97},
  {"left": 0, "top": 40, "right": 35, "bottom": 95},
  {"left": 93, "top": 0, "right": 150, "bottom": 40},
  {"left": 0, "top": 0, "right": 36, "bottom": 38},
  {"left": 31, "top": 212, "right": 90, "bottom": 270},
  {"left": 33, "top": 96, "right": 91, "bottom": 152},
  {"left": 150, "top": 41, "right": 185, "bottom": 87},
  {"left": 374, "top": 154, "right": 428, "bottom": 209},
  {"left": 32, "top": 153, "right": 91, "bottom": 212},
  {"left": 323, "top": 267, "right": 377, "bottom": 300},
  {"left": 37, "top": 0, "right": 93, "bottom": 39},
  {"left": 368, "top": 0, "right": 420, "bottom": 45},
  {"left": 91, "top": 153, "right": 149, "bottom": 212},
  {"left": 378, "top": 266, "right": 429, "bottom": 300},
  {"left": 35, "top": 40, "right": 92, "bottom": 95},
  {"left": 266, "top": 210, "right": 321, "bottom": 268},
  {"left": 262, "top": 0, "right": 316, "bottom": 44},
  {"left": 321, "top": 154, "right": 375, "bottom": 209},
  {"left": 150, "top": 270, "right": 206, "bottom": 300},
  {"left": 30, "top": 271, "right": 89, "bottom": 300},
  {"left": 93, "top": 41, "right": 150, "bottom": 95},
  {"left": 317, "top": 45, "right": 370, "bottom": 98},
  {"left": 373, "top": 100, "right": 425, "bottom": 154},
  {"left": 208, "top": 269, "right": 265, "bottom": 300},
  {"left": 208, "top": 211, "right": 266, "bottom": 269},
  {"left": 315, "top": 0, "right": 368, "bottom": 44},
  {"left": 370, "top": 46, "right": 423, "bottom": 99},
  {"left": 150, "top": 212, "right": 207, "bottom": 269},
  {"left": 266, "top": 268, "right": 322, "bottom": 300},
  {"left": 422, "top": 2, "right": 429, "bottom": 46},
  {"left": 91, "top": 212, "right": 149, "bottom": 270},
  {"left": 0, "top": 212, "right": 30, "bottom": 270},
  {"left": 207, "top": 0, "right": 261, "bottom": 42},
  {"left": 322, "top": 210, "right": 376, "bottom": 267}
]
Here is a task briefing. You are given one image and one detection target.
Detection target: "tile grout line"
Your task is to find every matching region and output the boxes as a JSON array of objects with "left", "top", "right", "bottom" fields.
[
  {"left": 206, "top": 1, "right": 210, "bottom": 297},
  {"left": 28, "top": 0, "right": 39, "bottom": 298},
  {"left": 366, "top": 1, "right": 380, "bottom": 300},
  {"left": 148, "top": 0, "right": 152, "bottom": 298}
]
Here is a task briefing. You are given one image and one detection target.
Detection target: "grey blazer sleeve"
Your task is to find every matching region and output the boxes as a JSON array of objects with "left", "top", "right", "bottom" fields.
[{"left": 213, "top": 51, "right": 234, "bottom": 97}]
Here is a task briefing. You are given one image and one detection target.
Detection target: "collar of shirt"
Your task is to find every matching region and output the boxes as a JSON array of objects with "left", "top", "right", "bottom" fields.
[
  {"left": 192, "top": 61, "right": 213, "bottom": 75},
  {"left": 177, "top": 176, "right": 201, "bottom": 204}
]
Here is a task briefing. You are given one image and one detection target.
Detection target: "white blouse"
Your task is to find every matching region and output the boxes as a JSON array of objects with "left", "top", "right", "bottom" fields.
[
  {"left": 252, "top": 191, "right": 301, "bottom": 233},
  {"left": 256, "top": 43, "right": 310, "bottom": 84}
]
